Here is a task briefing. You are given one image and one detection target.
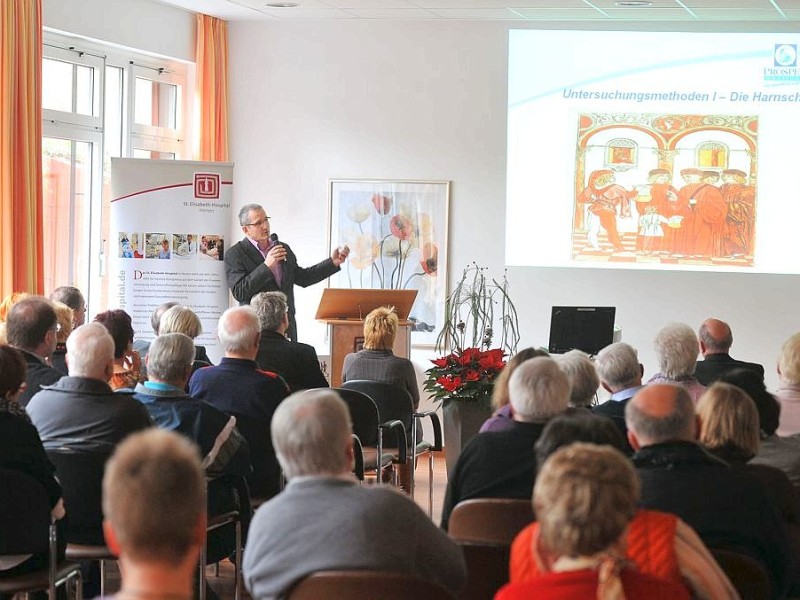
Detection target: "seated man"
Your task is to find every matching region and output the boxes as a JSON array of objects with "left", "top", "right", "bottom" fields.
[
  {"left": 242, "top": 389, "right": 466, "bottom": 600},
  {"left": 592, "top": 341, "right": 643, "bottom": 454},
  {"left": 49, "top": 285, "right": 86, "bottom": 329},
  {"left": 27, "top": 322, "right": 152, "bottom": 452},
  {"left": 627, "top": 383, "right": 793, "bottom": 597},
  {"left": 250, "top": 291, "right": 329, "bottom": 392},
  {"left": 102, "top": 429, "right": 206, "bottom": 600},
  {"left": 441, "top": 357, "right": 569, "bottom": 530},
  {"left": 189, "top": 306, "right": 289, "bottom": 499},
  {"left": 694, "top": 318, "right": 764, "bottom": 386},
  {"left": 133, "top": 332, "right": 251, "bottom": 562},
  {"left": 6, "top": 296, "right": 63, "bottom": 406}
]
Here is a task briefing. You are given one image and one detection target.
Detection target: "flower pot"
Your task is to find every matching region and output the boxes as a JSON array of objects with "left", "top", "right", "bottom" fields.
[{"left": 442, "top": 398, "right": 492, "bottom": 476}]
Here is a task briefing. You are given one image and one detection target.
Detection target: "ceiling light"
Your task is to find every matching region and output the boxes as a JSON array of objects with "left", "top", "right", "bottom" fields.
[
  {"left": 266, "top": 2, "right": 299, "bottom": 7},
  {"left": 615, "top": 1, "right": 653, "bottom": 5}
]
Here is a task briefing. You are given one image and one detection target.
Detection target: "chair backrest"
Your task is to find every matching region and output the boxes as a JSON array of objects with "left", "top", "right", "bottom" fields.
[
  {"left": 333, "top": 388, "right": 381, "bottom": 447},
  {"left": 0, "top": 468, "right": 51, "bottom": 555},
  {"left": 340, "top": 380, "right": 413, "bottom": 447},
  {"left": 710, "top": 548, "right": 773, "bottom": 600},
  {"left": 46, "top": 448, "right": 111, "bottom": 546},
  {"left": 448, "top": 498, "right": 535, "bottom": 544},
  {"left": 457, "top": 541, "right": 510, "bottom": 600},
  {"left": 231, "top": 413, "right": 281, "bottom": 499},
  {"left": 288, "top": 570, "right": 454, "bottom": 600}
]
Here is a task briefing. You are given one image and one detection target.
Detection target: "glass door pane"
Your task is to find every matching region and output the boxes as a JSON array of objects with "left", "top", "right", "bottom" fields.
[{"left": 42, "top": 137, "right": 92, "bottom": 296}]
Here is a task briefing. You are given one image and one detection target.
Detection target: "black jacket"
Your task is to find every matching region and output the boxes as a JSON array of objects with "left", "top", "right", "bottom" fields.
[
  {"left": 693, "top": 353, "right": 765, "bottom": 386},
  {"left": 255, "top": 330, "right": 328, "bottom": 392},
  {"left": 634, "top": 440, "right": 793, "bottom": 598},
  {"left": 17, "top": 349, "right": 63, "bottom": 407}
]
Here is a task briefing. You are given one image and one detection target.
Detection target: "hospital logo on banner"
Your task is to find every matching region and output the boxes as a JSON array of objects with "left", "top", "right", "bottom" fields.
[{"left": 194, "top": 173, "right": 220, "bottom": 199}]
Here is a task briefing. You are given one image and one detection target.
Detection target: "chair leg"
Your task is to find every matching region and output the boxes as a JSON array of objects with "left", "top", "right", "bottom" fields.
[
  {"left": 214, "top": 562, "right": 219, "bottom": 577},
  {"left": 74, "top": 570, "right": 84, "bottom": 600},
  {"left": 428, "top": 452, "right": 434, "bottom": 518},
  {"left": 100, "top": 559, "right": 106, "bottom": 597},
  {"left": 199, "top": 539, "right": 207, "bottom": 600},
  {"left": 234, "top": 520, "right": 243, "bottom": 600}
]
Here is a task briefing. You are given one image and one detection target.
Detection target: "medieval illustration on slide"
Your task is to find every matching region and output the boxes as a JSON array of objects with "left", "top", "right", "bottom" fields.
[{"left": 572, "top": 113, "right": 758, "bottom": 267}]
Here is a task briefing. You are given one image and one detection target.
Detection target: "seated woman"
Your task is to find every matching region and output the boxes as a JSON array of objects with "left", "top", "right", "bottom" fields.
[
  {"left": 510, "top": 411, "right": 737, "bottom": 599},
  {"left": 159, "top": 305, "right": 213, "bottom": 375},
  {"left": 480, "top": 347, "right": 548, "bottom": 433},
  {"left": 0, "top": 345, "right": 65, "bottom": 575},
  {"left": 50, "top": 301, "right": 74, "bottom": 375},
  {"left": 555, "top": 349, "right": 600, "bottom": 409},
  {"left": 94, "top": 309, "right": 141, "bottom": 390},
  {"left": 497, "top": 443, "right": 690, "bottom": 600}
]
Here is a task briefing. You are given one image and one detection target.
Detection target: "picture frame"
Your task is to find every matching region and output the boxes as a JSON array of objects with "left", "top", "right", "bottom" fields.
[{"left": 328, "top": 179, "right": 450, "bottom": 347}]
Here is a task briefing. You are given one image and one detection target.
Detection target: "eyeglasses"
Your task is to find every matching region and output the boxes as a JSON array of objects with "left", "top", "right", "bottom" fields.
[{"left": 245, "top": 217, "right": 270, "bottom": 228}]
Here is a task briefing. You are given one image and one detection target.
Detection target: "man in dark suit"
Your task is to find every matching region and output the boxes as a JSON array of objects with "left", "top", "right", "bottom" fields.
[
  {"left": 250, "top": 291, "right": 329, "bottom": 392},
  {"left": 591, "top": 341, "right": 642, "bottom": 454},
  {"left": 693, "top": 317, "right": 764, "bottom": 385},
  {"left": 6, "top": 296, "right": 63, "bottom": 406},
  {"left": 224, "top": 203, "right": 349, "bottom": 341}
]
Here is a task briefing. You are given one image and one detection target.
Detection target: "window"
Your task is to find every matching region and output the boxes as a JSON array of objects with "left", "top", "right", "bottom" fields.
[{"left": 42, "top": 33, "right": 191, "bottom": 314}]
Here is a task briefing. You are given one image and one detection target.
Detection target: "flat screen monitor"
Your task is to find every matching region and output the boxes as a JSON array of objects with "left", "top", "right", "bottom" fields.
[{"left": 548, "top": 306, "right": 616, "bottom": 356}]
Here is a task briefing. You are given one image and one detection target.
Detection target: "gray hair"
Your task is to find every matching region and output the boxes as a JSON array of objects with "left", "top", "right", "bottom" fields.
[
  {"left": 238, "top": 204, "right": 265, "bottom": 227},
  {"left": 159, "top": 305, "right": 202, "bottom": 339},
  {"left": 779, "top": 332, "right": 800, "bottom": 386},
  {"left": 594, "top": 342, "right": 640, "bottom": 391},
  {"left": 66, "top": 323, "right": 115, "bottom": 378},
  {"left": 555, "top": 350, "right": 599, "bottom": 408},
  {"left": 508, "top": 357, "right": 570, "bottom": 422},
  {"left": 218, "top": 306, "right": 261, "bottom": 354},
  {"left": 625, "top": 385, "right": 696, "bottom": 445},
  {"left": 147, "top": 333, "right": 195, "bottom": 384},
  {"left": 653, "top": 322, "right": 699, "bottom": 379},
  {"left": 271, "top": 390, "right": 352, "bottom": 480},
  {"left": 150, "top": 302, "right": 180, "bottom": 335},
  {"left": 250, "top": 291, "right": 288, "bottom": 332},
  {"left": 49, "top": 286, "right": 85, "bottom": 311},
  {"left": 698, "top": 320, "right": 733, "bottom": 353}
]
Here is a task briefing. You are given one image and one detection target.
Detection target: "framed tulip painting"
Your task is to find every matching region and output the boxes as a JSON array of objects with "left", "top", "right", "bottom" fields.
[{"left": 328, "top": 179, "right": 450, "bottom": 347}]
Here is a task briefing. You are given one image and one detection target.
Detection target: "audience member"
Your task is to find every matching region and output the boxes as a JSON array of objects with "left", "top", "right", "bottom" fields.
[
  {"left": 50, "top": 300, "right": 73, "bottom": 374},
  {"left": 0, "top": 292, "right": 28, "bottom": 344},
  {"left": 0, "top": 345, "right": 65, "bottom": 577},
  {"left": 555, "top": 349, "right": 599, "bottom": 408},
  {"left": 189, "top": 306, "right": 290, "bottom": 499},
  {"left": 133, "top": 333, "right": 251, "bottom": 564},
  {"left": 159, "top": 305, "right": 213, "bottom": 373},
  {"left": 131, "top": 300, "right": 179, "bottom": 358},
  {"left": 694, "top": 317, "right": 764, "bottom": 385},
  {"left": 102, "top": 429, "right": 205, "bottom": 600},
  {"left": 94, "top": 309, "right": 141, "bottom": 390},
  {"left": 6, "top": 296, "right": 63, "bottom": 406},
  {"left": 497, "top": 444, "right": 691, "bottom": 600},
  {"left": 517, "top": 410, "right": 736, "bottom": 600},
  {"left": 49, "top": 286, "right": 86, "bottom": 328},
  {"left": 647, "top": 322, "right": 705, "bottom": 402},
  {"left": 480, "top": 347, "right": 549, "bottom": 433},
  {"left": 242, "top": 390, "right": 466, "bottom": 599},
  {"left": 717, "top": 368, "right": 780, "bottom": 437},
  {"left": 592, "top": 341, "right": 642, "bottom": 453},
  {"left": 26, "top": 323, "right": 152, "bottom": 452},
  {"left": 250, "top": 291, "right": 328, "bottom": 392},
  {"left": 441, "top": 356, "right": 569, "bottom": 530},
  {"left": 777, "top": 332, "right": 800, "bottom": 436},
  {"left": 627, "top": 384, "right": 792, "bottom": 597}
]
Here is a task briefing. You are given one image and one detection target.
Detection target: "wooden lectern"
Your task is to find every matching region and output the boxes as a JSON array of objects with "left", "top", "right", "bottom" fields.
[{"left": 316, "top": 288, "right": 418, "bottom": 387}]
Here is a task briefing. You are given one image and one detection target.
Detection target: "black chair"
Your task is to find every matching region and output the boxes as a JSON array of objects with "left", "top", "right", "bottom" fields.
[
  {"left": 230, "top": 413, "right": 281, "bottom": 502},
  {"left": 0, "top": 468, "right": 83, "bottom": 599},
  {"left": 341, "top": 380, "right": 443, "bottom": 514},
  {"left": 351, "top": 434, "right": 365, "bottom": 481},
  {"left": 710, "top": 548, "right": 772, "bottom": 600},
  {"left": 46, "top": 448, "right": 116, "bottom": 596},
  {"left": 288, "top": 570, "right": 455, "bottom": 600},
  {"left": 333, "top": 388, "right": 406, "bottom": 485}
]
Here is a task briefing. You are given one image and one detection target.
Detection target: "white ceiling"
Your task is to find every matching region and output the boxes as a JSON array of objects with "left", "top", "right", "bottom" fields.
[{"left": 153, "top": 0, "right": 800, "bottom": 21}]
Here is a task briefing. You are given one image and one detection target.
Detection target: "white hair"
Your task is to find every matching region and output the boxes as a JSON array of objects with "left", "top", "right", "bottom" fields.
[
  {"left": 66, "top": 323, "right": 114, "bottom": 379},
  {"left": 271, "top": 390, "right": 352, "bottom": 480},
  {"left": 217, "top": 306, "right": 261, "bottom": 354},
  {"left": 595, "top": 342, "right": 640, "bottom": 390},
  {"left": 653, "top": 322, "right": 699, "bottom": 379},
  {"left": 508, "top": 357, "right": 570, "bottom": 422},
  {"left": 147, "top": 333, "right": 195, "bottom": 384},
  {"left": 555, "top": 350, "right": 599, "bottom": 408}
]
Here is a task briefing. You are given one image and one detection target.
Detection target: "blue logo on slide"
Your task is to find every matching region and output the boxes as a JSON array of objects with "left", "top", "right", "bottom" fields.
[{"left": 774, "top": 44, "right": 797, "bottom": 67}]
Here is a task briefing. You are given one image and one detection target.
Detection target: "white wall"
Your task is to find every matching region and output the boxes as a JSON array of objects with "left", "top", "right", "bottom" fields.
[
  {"left": 228, "top": 19, "right": 800, "bottom": 396},
  {"left": 43, "top": 0, "right": 195, "bottom": 62}
]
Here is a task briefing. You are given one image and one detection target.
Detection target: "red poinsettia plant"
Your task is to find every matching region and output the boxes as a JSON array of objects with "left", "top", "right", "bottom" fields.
[{"left": 423, "top": 264, "right": 519, "bottom": 404}]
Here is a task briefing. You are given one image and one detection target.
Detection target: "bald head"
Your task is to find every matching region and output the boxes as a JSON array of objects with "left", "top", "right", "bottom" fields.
[
  {"left": 66, "top": 323, "right": 115, "bottom": 381},
  {"left": 698, "top": 318, "right": 733, "bottom": 355},
  {"left": 625, "top": 384, "right": 696, "bottom": 449},
  {"left": 218, "top": 306, "right": 261, "bottom": 359}
]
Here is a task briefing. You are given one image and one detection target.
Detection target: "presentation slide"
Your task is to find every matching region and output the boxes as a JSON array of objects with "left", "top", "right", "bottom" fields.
[{"left": 506, "top": 30, "right": 800, "bottom": 274}]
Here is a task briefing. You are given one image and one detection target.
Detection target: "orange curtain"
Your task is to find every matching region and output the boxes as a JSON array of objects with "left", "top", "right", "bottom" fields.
[
  {"left": 0, "top": 0, "right": 43, "bottom": 297},
  {"left": 196, "top": 13, "right": 229, "bottom": 162}
]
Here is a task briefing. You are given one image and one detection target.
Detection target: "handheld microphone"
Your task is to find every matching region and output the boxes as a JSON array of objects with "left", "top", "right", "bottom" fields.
[{"left": 269, "top": 233, "right": 280, "bottom": 245}]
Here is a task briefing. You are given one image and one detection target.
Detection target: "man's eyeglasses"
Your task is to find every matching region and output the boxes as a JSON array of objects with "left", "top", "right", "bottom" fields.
[{"left": 245, "top": 217, "right": 270, "bottom": 228}]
